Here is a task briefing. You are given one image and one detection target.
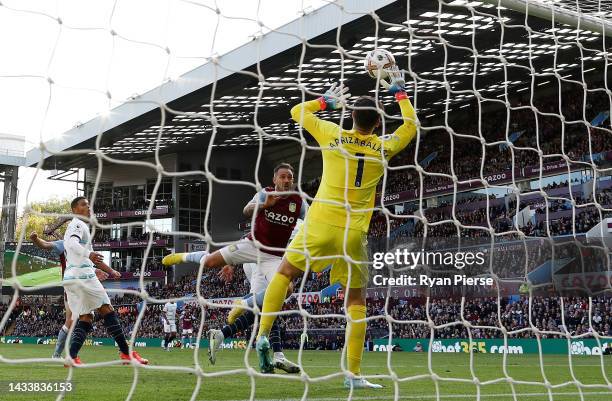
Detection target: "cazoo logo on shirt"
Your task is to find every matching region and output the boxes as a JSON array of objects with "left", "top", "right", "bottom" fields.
[{"left": 264, "top": 210, "right": 295, "bottom": 225}]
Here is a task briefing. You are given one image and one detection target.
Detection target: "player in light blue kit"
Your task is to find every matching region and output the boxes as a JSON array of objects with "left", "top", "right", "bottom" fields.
[{"left": 29, "top": 229, "right": 109, "bottom": 359}]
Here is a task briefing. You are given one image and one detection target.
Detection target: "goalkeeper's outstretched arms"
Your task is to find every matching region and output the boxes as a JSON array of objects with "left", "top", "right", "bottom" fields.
[
  {"left": 290, "top": 83, "right": 350, "bottom": 145},
  {"left": 380, "top": 66, "right": 419, "bottom": 158}
]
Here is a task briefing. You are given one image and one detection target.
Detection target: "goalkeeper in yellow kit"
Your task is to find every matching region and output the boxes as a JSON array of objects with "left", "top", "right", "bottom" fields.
[{"left": 255, "top": 66, "right": 418, "bottom": 388}]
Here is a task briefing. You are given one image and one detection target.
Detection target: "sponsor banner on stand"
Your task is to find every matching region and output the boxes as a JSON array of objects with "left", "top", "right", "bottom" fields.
[
  {"left": 187, "top": 292, "right": 323, "bottom": 305},
  {"left": 0, "top": 336, "right": 210, "bottom": 348},
  {"left": 366, "top": 286, "right": 421, "bottom": 300},
  {"left": 94, "top": 206, "right": 171, "bottom": 220},
  {"left": 372, "top": 338, "right": 611, "bottom": 355},
  {"left": 378, "top": 154, "right": 612, "bottom": 206},
  {"left": 185, "top": 241, "right": 208, "bottom": 252},
  {"left": 3, "top": 335, "right": 607, "bottom": 355},
  {"left": 219, "top": 339, "right": 249, "bottom": 350},
  {"left": 119, "top": 270, "right": 166, "bottom": 280},
  {"left": 93, "top": 239, "right": 170, "bottom": 250},
  {"left": 292, "top": 291, "right": 321, "bottom": 304},
  {"left": 378, "top": 169, "right": 519, "bottom": 205},
  {"left": 0, "top": 336, "right": 115, "bottom": 347},
  {"left": 524, "top": 160, "right": 570, "bottom": 176},
  {"left": 184, "top": 297, "right": 241, "bottom": 306}
]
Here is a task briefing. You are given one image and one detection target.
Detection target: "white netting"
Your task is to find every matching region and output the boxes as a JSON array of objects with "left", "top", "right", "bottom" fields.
[{"left": 1, "top": 0, "right": 612, "bottom": 400}]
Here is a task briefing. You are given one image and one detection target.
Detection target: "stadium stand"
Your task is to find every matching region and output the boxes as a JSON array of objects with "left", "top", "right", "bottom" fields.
[{"left": 6, "top": 292, "right": 610, "bottom": 347}]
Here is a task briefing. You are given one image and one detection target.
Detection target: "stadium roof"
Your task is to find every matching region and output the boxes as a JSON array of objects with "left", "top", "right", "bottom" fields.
[
  {"left": 0, "top": 134, "right": 25, "bottom": 167},
  {"left": 27, "top": 0, "right": 612, "bottom": 170}
]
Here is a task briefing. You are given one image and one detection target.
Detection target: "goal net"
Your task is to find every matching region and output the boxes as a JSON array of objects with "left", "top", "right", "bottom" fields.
[{"left": 1, "top": 0, "right": 611, "bottom": 400}]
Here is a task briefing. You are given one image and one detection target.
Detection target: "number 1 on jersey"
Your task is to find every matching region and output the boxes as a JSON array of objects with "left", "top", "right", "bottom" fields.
[{"left": 355, "top": 153, "right": 365, "bottom": 187}]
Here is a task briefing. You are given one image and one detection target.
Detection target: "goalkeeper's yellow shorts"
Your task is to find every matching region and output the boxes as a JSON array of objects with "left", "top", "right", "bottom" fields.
[{"left": 285, "top": 218, "right": 369, "bottom": 289}]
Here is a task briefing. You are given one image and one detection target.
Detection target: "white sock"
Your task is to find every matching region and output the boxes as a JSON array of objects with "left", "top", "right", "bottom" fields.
[
  {"left": 274, "top": 352, "right": 285, "bottom": 359},
  {"left": 183, "top": 251, "right": 208, "bottom": 264}
]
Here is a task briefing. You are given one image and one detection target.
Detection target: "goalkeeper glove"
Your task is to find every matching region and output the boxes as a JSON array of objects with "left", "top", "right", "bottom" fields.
[
  {"left": 319, "top": 82, "right": 351, "bottom": 110},
  {"left": 380, "top": 65, "right": 407, "bottom": 98}
]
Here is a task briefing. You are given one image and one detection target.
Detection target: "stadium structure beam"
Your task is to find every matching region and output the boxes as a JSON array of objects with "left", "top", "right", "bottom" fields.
[
  {"left": 0, "top": 165, "right": 18, "bottom": 297},
  {"left": 481, "top": 0, "right": 612, "bottom": 37},
  {"left": 47, "top": 168, "right": 82, "bottom": 183},
  {"left": 0, "top": 134, "right": 26, "bottom": 167},
  {"left": 24, "top": 0, "right": 398, "bottom": 167},
  {"left": 27, "top": 0, "right": 610, "bottom": 168}
]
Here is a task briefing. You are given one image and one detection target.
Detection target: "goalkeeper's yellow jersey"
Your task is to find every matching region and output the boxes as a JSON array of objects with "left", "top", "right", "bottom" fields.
[{"left": 290, "top": 97, "right": 418, "bottom": 233}]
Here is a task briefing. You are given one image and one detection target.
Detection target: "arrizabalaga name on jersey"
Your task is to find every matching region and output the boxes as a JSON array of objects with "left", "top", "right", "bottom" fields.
[{"left": 328, "top": 134, "right": 400, "bottom": 156}]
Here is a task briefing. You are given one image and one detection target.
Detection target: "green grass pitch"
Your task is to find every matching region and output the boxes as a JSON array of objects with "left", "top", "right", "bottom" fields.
[
  {"left": 0, "top": 344, "right": 610, "bottom": 401},
  {"left": 2, "top": 267, "right": 61, "bottom": 287},
  {"left": 3, "top": 250, "right": 61, "bottom": 287}
]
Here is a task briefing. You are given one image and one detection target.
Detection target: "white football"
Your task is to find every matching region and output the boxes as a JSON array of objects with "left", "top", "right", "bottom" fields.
[{"left": 364, "top": 49, "right": 396, "bottom": 79}]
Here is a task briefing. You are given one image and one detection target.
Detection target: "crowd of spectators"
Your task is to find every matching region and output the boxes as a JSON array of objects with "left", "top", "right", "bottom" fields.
[
  {"left": 10, "top": 298, "right": 65, "bottom": 338},
  {"left": 108, "top": 266, "right": 331, "bottom": 306},
  {"left": 113, "top": 257, "right": 166, "bottom": 273},
  {"left": 4, "top": 293, "right": 610, "bottom": 349},
  {"left": 2, "top": 265, "right": 331, "bottom": 340},
  {"left": 81, "top": 86, "right": 611, "bottom": 212},
  {"left": 4, "top": 243, "right": 60, "bottom": 262},
  {"left": 366, "top": 179, "right": 612, "bottom": 242},
  {"left": 298, "top": 86, "right": 611, "bottom": 209},
  {"left": 380, "top": 86, "right": 611, "bottom": 196},
  {"left": 3, "top": 85, "right": 612, "bottom": 352}
]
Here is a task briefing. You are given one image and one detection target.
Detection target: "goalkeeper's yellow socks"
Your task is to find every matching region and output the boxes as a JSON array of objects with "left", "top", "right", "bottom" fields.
[
  {"left": 346, "top": 304, "right": 367, "bottom": 375},
  {"left": 257, "top": 273, "right": 290, "bottom": 337}
]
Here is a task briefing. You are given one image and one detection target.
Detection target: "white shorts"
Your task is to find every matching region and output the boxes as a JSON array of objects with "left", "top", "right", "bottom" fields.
[
  {"left": 242, "top": 263, "right": 270, "bottom": 294},
  {"left": 63, "top": 278, "right": 111, "bottom": 317},
  {"left": 164, "top": 322, "right": 177, "bottom": 333},
  {"left": 220, "top": 239, "right": 282, "bottom": 294},
  {"left": 182, "top": 329, "right": 193, "bottom": 335}
]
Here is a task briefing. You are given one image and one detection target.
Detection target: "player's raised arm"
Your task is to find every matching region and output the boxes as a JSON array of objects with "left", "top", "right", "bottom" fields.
[
  {"left": 290, "top": 83, "right": 350, "bottom": 145},
  {"left": 243, "top": 190, "right": 276, "bottom": 218},
  {"left": 30, "top": 232, "right": 55, "bottom": 251},
  {"left": 380, "top": 66, "right": 419, "bottom": 158}
]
